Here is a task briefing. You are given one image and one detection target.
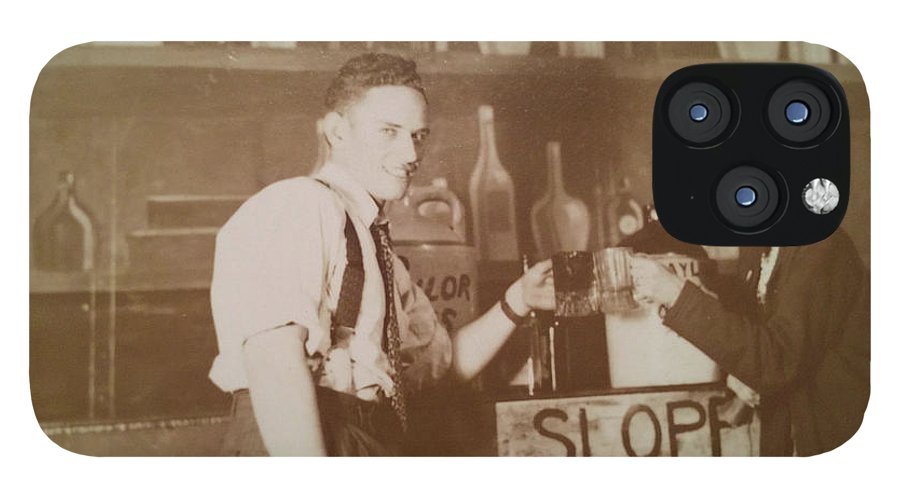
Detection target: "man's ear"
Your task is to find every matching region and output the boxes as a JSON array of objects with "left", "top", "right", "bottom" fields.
[{"left": 322, "top": 111, "right": 347, "bottom": 148}]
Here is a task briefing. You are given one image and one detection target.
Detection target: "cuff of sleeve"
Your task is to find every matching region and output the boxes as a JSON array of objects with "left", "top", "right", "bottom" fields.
[{"left": 662, "top": 281, "right": 715, "bottom": 334}]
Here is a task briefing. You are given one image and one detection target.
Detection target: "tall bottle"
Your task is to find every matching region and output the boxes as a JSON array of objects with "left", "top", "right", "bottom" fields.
[
  {"left": 469, "top": 105, "right": 520, "bottom": 261},
  {"left": 33, "top": 171, "right": 96, "bottom": 271},
  {"left": 591, "top": 166, "right": 608, "bottom": 250},
  {"left": 605, "top": 175, "right": 644, "bottom": 247},
  {"left": 530, "top": 141, "right": 590, "bottom": 258}
]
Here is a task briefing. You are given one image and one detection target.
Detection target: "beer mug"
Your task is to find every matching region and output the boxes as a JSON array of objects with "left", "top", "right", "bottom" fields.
[
  {"left": 594, "top": 247, "right": 639, "bottom": 314},
  {"left": 551, "top": 251, "right": 602, "bottom": 317}
]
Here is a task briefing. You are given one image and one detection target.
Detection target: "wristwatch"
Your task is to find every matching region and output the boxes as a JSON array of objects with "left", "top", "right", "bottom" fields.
[{"left": 500, "top": 295, "right": 528, "bottom": 326}]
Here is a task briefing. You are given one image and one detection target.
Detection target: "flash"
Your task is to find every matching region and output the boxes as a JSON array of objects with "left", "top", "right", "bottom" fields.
[{"left": 802, "top": 178, "right": 840, "bottom": 215}]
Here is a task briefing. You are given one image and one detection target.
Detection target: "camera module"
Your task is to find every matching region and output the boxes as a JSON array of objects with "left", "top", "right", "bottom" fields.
[
  {"left": 667, "top": 82, "right": 735, "bottom": 146},
  {"left": 654, "top": 63, "right": 850, "bottom": 245}
]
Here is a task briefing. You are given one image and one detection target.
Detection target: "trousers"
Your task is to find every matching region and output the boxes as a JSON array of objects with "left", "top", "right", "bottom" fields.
[{"left": 220, "top": 386, "right": 403, "bottom": 456}]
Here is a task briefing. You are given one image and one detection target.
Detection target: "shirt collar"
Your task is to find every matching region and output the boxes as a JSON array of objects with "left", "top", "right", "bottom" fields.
[{"left": 314, "top": 161, "right": 381, "bottom": 227}]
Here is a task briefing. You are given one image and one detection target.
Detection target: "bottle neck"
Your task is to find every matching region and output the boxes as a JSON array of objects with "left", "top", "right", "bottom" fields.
[
  {"left": 53, "top": 179, "right": 74, "bottom": 207},
  {"left": 592, "top": 168, "right": 604, "bottom": 197},
  {"left": 546, "top": 142, "right": 565, "bottom": 195},
  {"left": 478, "top": 118, "right": 501, "bottom": 166}
]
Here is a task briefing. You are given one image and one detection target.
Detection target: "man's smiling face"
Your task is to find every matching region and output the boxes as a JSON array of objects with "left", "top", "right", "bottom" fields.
[{"left": 335, "top": 85, "right": 430, "bottom": 204}]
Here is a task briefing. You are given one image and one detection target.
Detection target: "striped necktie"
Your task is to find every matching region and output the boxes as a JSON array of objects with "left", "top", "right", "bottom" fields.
[{"left": 370, "top": 220, "right": 407, "bottom": 432}]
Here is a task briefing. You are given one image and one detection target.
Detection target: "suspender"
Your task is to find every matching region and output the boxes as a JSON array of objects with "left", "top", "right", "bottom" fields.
[{"left": 313, "top": 178, "right": 365, "bottom": 348}]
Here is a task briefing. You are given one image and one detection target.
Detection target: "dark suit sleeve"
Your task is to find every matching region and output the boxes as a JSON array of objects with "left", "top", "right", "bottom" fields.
[{"left": 662, "top": 232, "right": 867, "bottom": 397}]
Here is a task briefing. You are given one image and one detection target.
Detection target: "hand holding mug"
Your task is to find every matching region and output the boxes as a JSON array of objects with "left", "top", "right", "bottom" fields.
[
  {"left": 507, "top": 259, "right": 556, "bottom": 316},
  {"left": 630, "top": 254, "right": 688, "bottom": 308},
  {"left": 521, "top": 259, "right": 556, "bottom": 312}
]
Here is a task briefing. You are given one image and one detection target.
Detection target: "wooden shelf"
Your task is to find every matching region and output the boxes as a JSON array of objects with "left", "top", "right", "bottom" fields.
[
  {"left": 46, "top": 43, "right": 863, "bottom": 84},
  {"left": 46, "top": 43, "right": 611, "bottom": 78},
  {"left": 31, "top": 268, "right": 212, "bottom": 294}
]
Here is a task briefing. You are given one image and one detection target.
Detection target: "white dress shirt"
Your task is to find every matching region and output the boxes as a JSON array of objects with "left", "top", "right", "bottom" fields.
[{"left": 208, "top": 162, "right": 451, "bottom": 400}]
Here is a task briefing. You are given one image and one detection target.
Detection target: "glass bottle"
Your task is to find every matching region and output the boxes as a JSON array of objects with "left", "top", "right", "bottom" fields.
[
  {"left": 33, "top": 171, "right": 96, "bottom": 272},
  {"left": 468, "top": 105, "right": 520, "bottom": 261},
  {"left": 530, "top": 141, "right": 590, "bottom": 258},
  {"left": 605, "top": 175, "right": 644, "bottom": 247},
  {"left": 591, "top": 166, "right": 608, "bottom": 250}
]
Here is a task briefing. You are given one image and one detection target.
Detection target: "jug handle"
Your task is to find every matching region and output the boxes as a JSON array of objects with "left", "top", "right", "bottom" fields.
[{"left": 410, "top": 188, "right": 466, "bottom": 240}]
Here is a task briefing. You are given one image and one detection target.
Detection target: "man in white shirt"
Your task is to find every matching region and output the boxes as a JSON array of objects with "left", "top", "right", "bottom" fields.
[{"left": 210, "top": 52, "right": 555, "bottom": 456}]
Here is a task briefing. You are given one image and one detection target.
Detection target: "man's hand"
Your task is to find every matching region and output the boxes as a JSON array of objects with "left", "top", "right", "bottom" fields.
[
  {"left": 630, "top": 254, "right": 687, "bottom": 308},
  {"left": 506, "top": 259, "right": 556, "bottom": 315},
  {"left": 452, "top": 259, "right": 555, "bottom": 380}
]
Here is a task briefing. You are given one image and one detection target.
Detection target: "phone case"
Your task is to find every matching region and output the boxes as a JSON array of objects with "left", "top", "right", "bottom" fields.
[{"left": 29, "top": 41, "right": 869, "bottom": 457}]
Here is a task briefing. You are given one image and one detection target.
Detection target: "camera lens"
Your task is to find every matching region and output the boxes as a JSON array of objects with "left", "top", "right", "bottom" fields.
[
  {"left": 689, "top": 104, "right": 709, "bottom": 122},
  {"left": 667, "top": 82, "right": 734, "bottom": 146},
  {"left": 785, "top": 101, "right": 810, "bottom": 125},
  {"left": 767, "top": 80, "right": 833, "bottom": 145},
  {"left": 735, "top": 186, "right": 757, "bottom": 207},
  {"left": 715, "top": 166, "right": 782, "bottom": 230}
]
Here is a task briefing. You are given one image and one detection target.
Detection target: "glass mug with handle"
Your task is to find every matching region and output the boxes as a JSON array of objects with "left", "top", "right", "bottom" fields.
[
  {"left": 551, "top": 251, "right": 602, "bottom": 317},
  {"left": 594, "top": 247, "right": 640, "bottom": 315},
  {"left": 551, "top": 247, "right": 639, "bottom": 317}
]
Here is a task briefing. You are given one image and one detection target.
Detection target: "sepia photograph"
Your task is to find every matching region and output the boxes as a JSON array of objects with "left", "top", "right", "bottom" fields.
[{"left": 29, "top": 40, "right": 870, "bottom": 458}]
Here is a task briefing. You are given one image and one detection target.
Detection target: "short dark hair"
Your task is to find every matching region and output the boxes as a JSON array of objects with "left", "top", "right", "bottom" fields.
[{"left": 324, "top": 52, "right": 426, "bottom": 112}]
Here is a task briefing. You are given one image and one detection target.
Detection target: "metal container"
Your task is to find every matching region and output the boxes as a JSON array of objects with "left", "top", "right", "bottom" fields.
[{"left": 386, "top": 179, "right": 479, "bottom": 333}]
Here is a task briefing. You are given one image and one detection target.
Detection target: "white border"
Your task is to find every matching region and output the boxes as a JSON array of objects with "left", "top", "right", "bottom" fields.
[{"left": 5, "top": 1, "right": 896, "bottom": 497}]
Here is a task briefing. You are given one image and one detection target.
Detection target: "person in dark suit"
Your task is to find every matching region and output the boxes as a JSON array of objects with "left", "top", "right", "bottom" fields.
[{"left": 630, "top": 229, "right": 869, "bottom": 455}]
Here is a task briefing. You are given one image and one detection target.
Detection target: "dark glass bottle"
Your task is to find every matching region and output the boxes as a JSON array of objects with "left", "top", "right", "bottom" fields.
[
  {"left": 591, "top": 166, "right": 608, "bottom": 250},
  {"left": 33, "top": 171, "right": 96, "bottom": 272},
  {"left": 605, "top": 176, "right": 644, "bottom": 247}
]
